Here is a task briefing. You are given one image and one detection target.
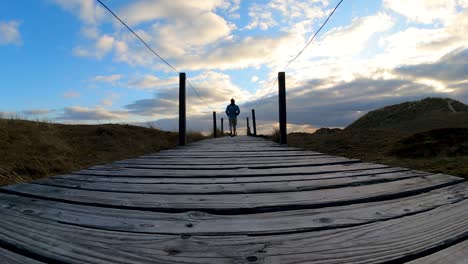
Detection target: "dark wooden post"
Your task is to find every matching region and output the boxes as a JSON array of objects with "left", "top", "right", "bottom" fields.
[
  {"left": 213, "top": 111, "right": 217, "bottom": 138},
  {"left": 251, "top": 109, "right": 257, "bottom": 136},
  {"left": 246, "top": 117, "right": 251, "bottom": 136},
  {"left": 278, "top": 72, "right": 287, "bottom": 144},
  {"left": 221, "top": 118, "right": 224, "bottom": 136},
  {"left": 179, "top": 73, "right": 186, "bottom": 146}
]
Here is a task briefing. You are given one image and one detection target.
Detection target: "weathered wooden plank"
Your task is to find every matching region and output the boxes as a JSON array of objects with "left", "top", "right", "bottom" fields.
[
  {"left": 0, "top": 183, "right": 465, "bottom": 235},
  {"left": 0, "top": 198, "right": 467, "bottom": 263},
  {"left": 138, "top": 154, "right": 324, "bottom": 159},
  {"left": 1, "top": 135, "right": 465, "bottom": 263},
  {"left": 188, "top": 137, "right": 270, "bottom": 144},
  {"left": 407, "top": 239, "right": 468, "bottom": 264},
  {"left": 53, "top": 167, "right": 407, "bottom": 184},
  {"left": 122, "top": 155, "right": 328, "bottom": 163},
  {"left": 172, "top": 150, "right": 306, "bottom": 154},
  {"left": 163, "top": 146, "right": 300, "bottom": 150},
  {"left": 74, "top": 162, "right": 388, "bottom": 177},
  {"left": 161, "top": 146, "right": 303, "bottom": 151},
  {"left": 0, "top": 247, "right": 45, "bottom": 264},
  {"left": 37, "top": 170, "right": 430, "bottom": 194},
  {"left": 141, "top": 150, "right": 323, "bottom": 157},
  {"left": 156, "top": 149, "right": 315, "bottom": 153},
  {"left": 2, "top": 174, "right": 462, "bottom": 212},
  {"left": 89, "top": 157, "right": 360, "bottom": 171},
  {"left": 113, "top": 155, "right": 332, "bottom": 165}
]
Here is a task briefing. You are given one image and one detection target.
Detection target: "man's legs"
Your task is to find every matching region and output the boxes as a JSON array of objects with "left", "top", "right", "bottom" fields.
[
  {"left": 229, "top": 118, "right": 234, "bottom": 136},
  {"left": 233, "top": 117, "right": 237, "bottom": 136}
]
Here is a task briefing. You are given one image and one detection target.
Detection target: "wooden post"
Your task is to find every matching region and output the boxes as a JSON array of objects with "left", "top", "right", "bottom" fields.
[
  {"left": 246, "top": 117, "right": 251, "bottom": 136},
  {"left": 213, "top": 111, "right": 217, "bottom": 138},
  {"left": 221, "top": 118, "right": 224, "bottom": 136},
  {"left": 251, "top": 109, "right": 257, "bottom": 136},
  {"left": 278, "top": 72, "right": 287, "bottom": 144},
  {"left": 179, "top": 73, "right": 186, "bottom": 146}
]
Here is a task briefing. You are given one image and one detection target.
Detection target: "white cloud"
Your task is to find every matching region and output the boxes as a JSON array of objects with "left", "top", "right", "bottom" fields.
[
  {"left": 57, "top": 106, "right": 128, "bottom": 121},
  {"left": 96, "top": 35, "right": 114, "bottom": 55},
  {"left": 47, "top": 0, "right": 468, "bottom": 132},
  {"left": 459, "top": 0, "right": 468, "bottom": 8},
  {"left": 312, "top": 13, "right": 394, "bottom": 58},
  {"left": 73, "top": 46, "right": 91, "bottom": 57},
  {"left": 125, "top": 92, "right": 179, "bottom": 118},
  {"left": 92, "top": 74, "right": 122, "bottom": 84},
  {"left": 373, "top": 8, "right": 468, "bottom": 71},
  {"left": 61, "top": 0, "right": 236, "bottom": 66},
  {"left": 384, "top": 0, "right": 458, "bottom": 24},
  {"left": 113, "top": 39, "right": 152, "bottom": 66},
  {"left": 51, "top": 0, "right": 105, "bottom": 39},
  {"left": 246, "top": 4, "right": 277, "bottom": 30},
  {"left": 181, "top": 34, "right": 297, "bottom": 70},
  {"left": 0, "top": 20, "right": 22, "bottom": 46},
  {"left": 100, "top": 92, "right": 120, "bottom": 107},
  {"left": 189, "top": 71, "right": 253, "bottom": 111},
  {"left": 74, "top": 34, "right": 115, "bottom": 59},
  {"left": 269, "top": 0, "right": 328, "bottom": 19},
  {"left": 120, "top": 0, "right": 226, "bottom": 25},
  {"left": 128, "top": 75, "right": 178, "bottom": 89},
  {"left": 22, "top": 109, "right": 55, "bottom": 116},
  {"left": 247, "top": 76, "right": 451, "bottom": 131},
  {"left": 117, "top": 0, "right": 234, "bottom": 58},
  {"left": 276, "top": 13, "right": 395, "bottom": 87},
  {"left": 220, "top": 0, "right": 241, "bottom": 18},
  {"left": 246, "top": 0, "right": 328, "bottom": 30},
  {"left": 125, "top": 71, "right": 254, "bottom": 118},
  {"left": 63, "top": 91, "right": 81, "bottom": 99},
  {"left": 52, "top": 0, "right": 104, "bottom": 25}
]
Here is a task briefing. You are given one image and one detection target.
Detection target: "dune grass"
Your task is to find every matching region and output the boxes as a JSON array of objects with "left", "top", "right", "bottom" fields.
[
  {"left": 0, "top": 118, "right": 207, "bottom": 186},
  {"left": 287, "top": 128, "right": 468, "bottom": 180}
]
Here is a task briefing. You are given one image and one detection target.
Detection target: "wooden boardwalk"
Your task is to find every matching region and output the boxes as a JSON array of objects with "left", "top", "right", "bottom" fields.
[{"left": 0, "top": 136, "right": 467, "bottom": 263}]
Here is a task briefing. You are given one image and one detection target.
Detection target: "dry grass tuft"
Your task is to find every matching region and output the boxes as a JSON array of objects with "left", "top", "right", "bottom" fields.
[
  {"left": 288, "top": 128, "right": 468, "bottom": 180},
  {"left": 0, "top": 119, "right": 207, "bottom": 186}
]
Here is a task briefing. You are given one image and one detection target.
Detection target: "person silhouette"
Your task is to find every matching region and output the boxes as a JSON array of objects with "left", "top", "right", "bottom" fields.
[{"left": 225, "top": 98, "right": 240, "bottom": 136}]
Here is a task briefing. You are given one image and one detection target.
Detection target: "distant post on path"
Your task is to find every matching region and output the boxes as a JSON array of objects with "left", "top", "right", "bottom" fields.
[
  {"left": 247, "top": 117, "right": 251, "bottom": 136},
  {"left": 213, "top": 111, "right": 217, "bottom": 138},
  {"left": 221, "top": 118, "right": 224, "bottom": 136},
  {"left": 251, "top": 109, "right": 257, "bottom": 136},
  {"left": 278, "top": 72, "right": 287, "bottom": 144},
  {"left": 179, "top": 72, "right": 186, "bottom": 146}
]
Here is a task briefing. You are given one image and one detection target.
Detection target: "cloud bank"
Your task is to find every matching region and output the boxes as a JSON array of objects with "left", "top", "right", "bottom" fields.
[{"left": 38, "top": 0, "right": 468, "bottom": 133}]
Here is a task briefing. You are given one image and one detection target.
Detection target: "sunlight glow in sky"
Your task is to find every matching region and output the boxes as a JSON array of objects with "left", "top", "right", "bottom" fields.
[{"left": 1, "top": 0, "right": 467, "bottom": 133}]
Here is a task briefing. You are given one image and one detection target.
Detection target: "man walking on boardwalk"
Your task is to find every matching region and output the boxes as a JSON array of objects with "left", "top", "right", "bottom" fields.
[{"left": 225, "top": 98, "right": 240, "bottom": 136}]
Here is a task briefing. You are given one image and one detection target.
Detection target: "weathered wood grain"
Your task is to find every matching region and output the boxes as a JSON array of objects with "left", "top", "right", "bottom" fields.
[
  {"left": 121, "top": 154, "right": 328, "bottom": 160},
  {"left": 0, "top": 247, "right": 45, "bottom": 264},
  {"left": 0, "top": 198, "right": 467, "bottom": 263},
  {"left": 160, "top": 146, "right": 304, "bottom": 152},
  {"left": 2, "top": 174, "right": 462, "bottom": 212},
  {"left": 407, "top": 239, "right": 468, "bottom": 264},
  {"left": 74, "top": 162, "right": 388, "bottom": 178},
  {"left": 112, "top": 155, "right": 333, "bottom": 166},
  {"left": 88, "top": 156, "right": 360, "bottom": 171},
  {"left": 140, "top": 150, "right": 323, "bottom": 158},
  {"left": 0, "top": 183, "right": 466, "bottom": 235},
  {"left": 37, "top": 170, "right": 430, "bottom": 194},
  {"left": 1, "top": 135, "right": 466, "bottom": 263},
  {"left": 52, "top": 167, "right": 407, "bottom": 184}
]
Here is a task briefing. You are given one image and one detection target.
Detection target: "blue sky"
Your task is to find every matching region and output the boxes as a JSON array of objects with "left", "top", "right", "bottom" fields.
[{"left": 1, "top": 0, "right": 467, "bottom": 133}]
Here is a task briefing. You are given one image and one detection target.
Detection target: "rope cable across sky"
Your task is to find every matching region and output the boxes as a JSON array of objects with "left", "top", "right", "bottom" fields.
[
  {"left": 96, "top": 0, "right": 214, "bottom": 112},
  {"left": 255, "top": 0, "right": 345, "bottom": 109}
]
